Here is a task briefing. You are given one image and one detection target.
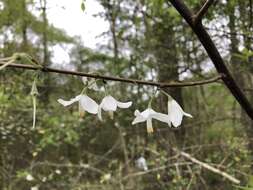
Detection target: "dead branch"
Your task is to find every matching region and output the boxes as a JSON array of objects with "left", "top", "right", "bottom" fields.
[
  {"left": 193, "top": 0, "right": 214, "bottom": 25},
  {"left": 0, "top": 62, "right": 222, "bottom": 88},
  {"left": 168, "top": 0, "right": 253, "bottom": 120},
  {"left": 173, "top": 148, "right": 240, "bottom": 184}
]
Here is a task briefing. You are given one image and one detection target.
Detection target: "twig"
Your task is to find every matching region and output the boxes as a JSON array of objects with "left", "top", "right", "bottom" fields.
[
  {"left": 186, "top": 165, "right": 195, "bottom": 190},
  {"left": 31, "top": 161, "right": 106, "bottom": 176},
  {"left": 193, "top": 0, "right": 214, "bottom": 25},
  {"left": 0, "top": 62, "right": 222, "bottom": 88},
  {"left": 205, "top": 27, "right": 253, "bottom": 40},
  {"left": 122, "top": 162, "right": 192, "bottom": 180},
  {"left": 168, "top": 0, "right": 253, "bottom": 120},
  {"left": 173, "top": 148, "right": 241, "bottom": 184}
]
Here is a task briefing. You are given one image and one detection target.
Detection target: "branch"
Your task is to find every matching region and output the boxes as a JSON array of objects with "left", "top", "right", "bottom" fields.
[
  {"left": 205, "top": 27, "right": 253, "bottom": 40},
  {"left": 0, "top": 62, "right": 222, "bottom": 88},
  {"left": 122, "top": 162, "right": 192, "bottom": 180},
  {"left": 193, "top": 0, "right": 214, "bottom": 25},
  {"left": 173, "top": 148, "right": 241, "bottom": 184},
  {"left": 31, "top": 161, "right": 105, "bottom": 175},
  {"left": 168, "top": 0, "right": 253, "bottom": 120}
]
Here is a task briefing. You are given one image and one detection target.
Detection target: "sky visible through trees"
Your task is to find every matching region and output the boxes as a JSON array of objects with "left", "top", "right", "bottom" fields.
[{"left": 0, "top": 0, "right": 253, "bottom": 190}]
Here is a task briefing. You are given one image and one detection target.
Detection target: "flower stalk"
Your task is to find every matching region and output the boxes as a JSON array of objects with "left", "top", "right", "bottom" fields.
[{"left": 30, "top": 79, "right": 39, "bottom": 128}]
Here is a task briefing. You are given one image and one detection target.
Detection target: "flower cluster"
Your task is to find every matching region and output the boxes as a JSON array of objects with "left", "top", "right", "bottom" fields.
[
  {"left": 58, "top": 77, "right": 192, "bottom": 133},
  {"left": 57, "top": 77, "right": 132, "bottom": 121},
  {"left": 132, "top": 98, "right": 192, "bottom": 133}
]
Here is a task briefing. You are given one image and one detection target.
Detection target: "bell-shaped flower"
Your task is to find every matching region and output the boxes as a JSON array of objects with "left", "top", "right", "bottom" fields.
[
  {"left": 57, "top": 94, "right": 99, "bottom": 116},
  {"left": 136, "top": 156, "right": 148, "bottom": 171},
  {"left": 132, "top": 108, "right": 170, "bottom": 133},
  {"left": 98, "top": 95, "right": 132, "bottom": 120},
  {"left": 26, "top": 174, "right": 34, "bottom": 181},
  {"left": 167, "top": 99, "right": 192, "bottom": 127}
]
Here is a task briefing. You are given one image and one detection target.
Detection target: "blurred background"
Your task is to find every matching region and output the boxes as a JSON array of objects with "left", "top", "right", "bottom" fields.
[{"left": 0, "top": 0, "right": 253, "bottom": 189}]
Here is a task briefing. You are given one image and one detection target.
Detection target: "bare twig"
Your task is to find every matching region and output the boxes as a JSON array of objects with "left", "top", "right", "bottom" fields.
[
  {"left": 173, "top": 148, "right": 241, "bottom": 184},
  {"left": 122, "top": 162, "right": 192, "bottom": 180},
  {"left": 193, "top": 0, "right": 214, "bottom": 25},
  {"left": 168, "top": 0, "right": 253, "bottom": 120},
  {"left": 30, "top": 161, "right": 106, "bottom": 175},
  {"left": 0, "top": 62, "right": 222, "bottom": 88}
]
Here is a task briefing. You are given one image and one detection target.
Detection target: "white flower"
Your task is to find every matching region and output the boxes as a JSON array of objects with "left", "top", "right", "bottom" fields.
[
  {"left": 31, "top": 186, "right": 39, "bottom": 190},
  {"left": 57, "top": 94, "right": 99, "bottom": 115},
  {"left": 136, "top": 156, "right": 148, "bottom": 171},
  {"left": 98, "top": 95, "right": 132, "bottom": 120},
  {"left": 132, "top": 108, "right": 170, "bottom": 133},
  {"left": 42, "top": 177, "right": 47, "bottom": 182},
  {"left": 100, "top": 173, "right": 111, "bottom": 183},
  {"left": 167, "top": 99, "right": 192, "bottom": 127},
  {"left": 26, "top": 174, "right": 34, "bottom": 181},
  {"left": 55, "top": 169, "right": 61, "bottom": 174}
]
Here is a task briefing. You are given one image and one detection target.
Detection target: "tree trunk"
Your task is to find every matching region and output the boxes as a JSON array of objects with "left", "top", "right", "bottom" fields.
[{"left": 228, "top": 0, "right": 253, "bottom": 169}]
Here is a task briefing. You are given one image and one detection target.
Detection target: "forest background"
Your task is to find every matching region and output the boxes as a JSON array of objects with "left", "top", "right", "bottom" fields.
[{"left": 0, "top": 0, "right": 253, "bottom": 189}]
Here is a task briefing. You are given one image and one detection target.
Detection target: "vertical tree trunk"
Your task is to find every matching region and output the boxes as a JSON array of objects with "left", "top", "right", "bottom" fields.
[
  {"left": 21, "top": 0, "right": 28, "bottom": 51},
  {"left": 41, "top": 0, "right": 49, "bottom": 66},
  {"left": 40, "top": 0, "right": 51, "bottom": 103},
  {"left": 228, "top": 0, "right": 253, "bottom": 169},
  {"left": 153, "top": 21, "right": 185, "bottom": 146}
]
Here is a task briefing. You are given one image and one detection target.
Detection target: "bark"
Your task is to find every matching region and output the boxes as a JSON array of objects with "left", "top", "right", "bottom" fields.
[
  {"left": 235, "top": 0, "right": 253, "bottom": 168},
  {"left": 40, "top": 0, "right": 51, "bottom": 104},
  {"left": 21, "top": 0, "right": 28, "bottom": 51},
  {"left": 41, "top": 0, "right": 49, "bottom": 66},
  {"left": 168, "top": 0, "right": 253, "bottom": 121}
]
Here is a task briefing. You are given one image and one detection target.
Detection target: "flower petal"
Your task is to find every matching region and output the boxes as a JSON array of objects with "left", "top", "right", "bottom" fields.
[
  {"left": 141, "top": 108, "right": 155, "bottom": 119},
  {"left": 146, "top": 118, "right": 153, "bottom": 133},
  {"left": 132, "top": 116, "right": 145, "bottom": 125},
  {"left": 132, "top": 109, "right": 155, "bottom": 125},
  {"left": 168, "top": 99, "right": 192, "bottom": 127},
  {"left": 134, "top": 110, "right": 141, "bottom": 116},
  {"left": 183, "top": 112, "right": 193, "bottom": 118},
  {"left": 101, "top": 96, "right": 117, "bottom": 111},
  {"left": 57, "top": 95, "right": 81, "bottom": 107},
  {"left": 116, "top": 101, "right": 132, "bottom": 108},
  {"left": 132, "top": 110, "right": 146, "bottom": 124},
  {"left": 80, "top": 95, "right": 99, "bottom": 114},
  {"left": 152, "top": 112, "right": 171, "bottom": 125}
]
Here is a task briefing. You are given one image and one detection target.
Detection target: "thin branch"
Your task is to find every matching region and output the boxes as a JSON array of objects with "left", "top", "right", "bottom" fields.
[
  {"left": 122, "top": 162, "right": 192, "bottom": 180},
  {"left": 173, "top": 148, "right": 241, "bottom": 184},
  {"left": 205, "top": 27, "right": 253, "bottom": 40},
  {"left": 168, "top": 0, "right": 253, "bottom": 120},
  {"left": 31, "top": 161, "right": 106, "bottom": 176},
  {"left": 0, "top": 62, "right": 222, "bottom": 88},
  {"left": 193, "top": 0, "right": 214, "bottom": 25}
]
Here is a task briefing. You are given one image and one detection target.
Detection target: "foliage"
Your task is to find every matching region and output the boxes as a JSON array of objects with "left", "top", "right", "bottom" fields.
[{"left": 1, "top": 0, "right": 253, "bottom": 189}]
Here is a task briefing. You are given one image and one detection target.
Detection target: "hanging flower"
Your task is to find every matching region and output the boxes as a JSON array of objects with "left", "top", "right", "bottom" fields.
[
  {"left": 136, "top": 156, "right": 148, "bottom": 171},
  {"left": 98, "top": 95, "right": 132, "bottom": 120},
  {"left": 31, "top": 186, "right": 39, "bottom": 190},
  {"left": 57, "top": 94, "right": 99, "bottom": 116},
  {"left": 26, "top": 174, "right": 34, "bottom": 181},
  {"left": 132, "top": 108, "right": 170, "bottom": 133},
  {"left": 167, "top": 99, "right": 192, "bottom": 127}
]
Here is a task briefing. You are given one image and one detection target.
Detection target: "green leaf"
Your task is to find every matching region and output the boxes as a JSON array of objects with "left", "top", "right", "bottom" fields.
[
  {"left": 81, "top": 1, "right": 86, "bottom": 12},
  {"left": 248, "top": 175, "right": 253, "bottom": 187}
]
